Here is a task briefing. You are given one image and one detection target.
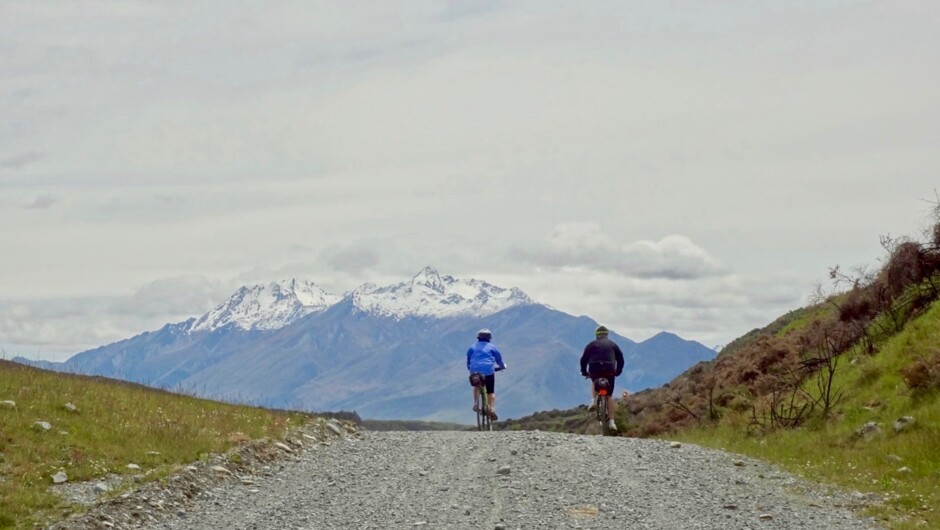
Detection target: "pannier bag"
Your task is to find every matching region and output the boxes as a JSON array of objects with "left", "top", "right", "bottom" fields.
[{"left": 469, "top": 372, "right": 485, "bottom": 387}]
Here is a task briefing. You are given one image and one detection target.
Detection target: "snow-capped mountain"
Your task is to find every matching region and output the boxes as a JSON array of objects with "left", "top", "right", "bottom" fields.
[
  {"left": 188, "top": 279, "right": 341, "bottom": 332},
  {"left": 188, "top": 267, "right": 533, "bottom": 332},
  {"left": 18, "top": 267, "right": 717, "bottom": 422},
  {"left": 349, "top": 266, "right": 533, "bottom": 320}
]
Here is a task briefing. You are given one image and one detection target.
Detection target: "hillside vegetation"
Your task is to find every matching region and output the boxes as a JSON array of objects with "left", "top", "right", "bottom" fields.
[
  {"left": 672, "top": 300, "right": 939, "bottom": 529},
  {"left": 0, "top": 360, "right": 310, "bottom": 529},
  {"left": 506, "top": 213, "right": 940, "bottom": 529}
]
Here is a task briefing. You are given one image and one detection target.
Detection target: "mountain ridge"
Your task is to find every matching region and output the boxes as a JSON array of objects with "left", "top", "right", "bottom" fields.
[
  {"left": 188, "top": 279, "right": 340, "bottom": 332},
  {"left": 183, "top": 266, "right": 536, "bottom": 333},
  {"left": 14, "top": 267, "right": 715, "bottom": 422}
]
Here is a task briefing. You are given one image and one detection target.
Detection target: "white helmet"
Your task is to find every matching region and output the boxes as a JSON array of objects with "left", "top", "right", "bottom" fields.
[{"left": 477, "top": 328, "right": 492, "bottom": 341}]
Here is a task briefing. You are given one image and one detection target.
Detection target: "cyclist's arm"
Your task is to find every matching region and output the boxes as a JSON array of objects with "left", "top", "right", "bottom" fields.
[
  {"left": 466, "top": 347, "right": 473, "bottom": 371},
  {"left": 580, "top": 346, "right": 590, "bottom": 376},
  {"left": 491, "top": 347, "right": 506, "bottom": 370},
  {"left": 614, "top": 343, "right": 625, "bottom": 376}
]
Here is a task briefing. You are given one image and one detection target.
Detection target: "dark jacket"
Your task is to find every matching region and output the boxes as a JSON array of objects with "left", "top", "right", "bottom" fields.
[{"left": 580, "top": 337, "right": 624, "bottom": 377}]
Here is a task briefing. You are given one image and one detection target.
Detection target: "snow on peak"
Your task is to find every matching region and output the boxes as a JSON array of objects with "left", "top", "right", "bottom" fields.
[
  {"left": 187, "top": 268, "right": 533, "bottom": 332},
  {"left": 411, "top": 265, "right": 447, "bottom": 293},
  {"left": 188, "top": 279, "right": 340, "bottom": 332},
  {"left": 349, "top": 266, "right": 533, "bottom": 319}
]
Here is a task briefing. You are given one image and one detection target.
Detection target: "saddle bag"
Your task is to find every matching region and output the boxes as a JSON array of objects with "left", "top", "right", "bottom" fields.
[{"left": 469, "top": 372, "right": 485, "bottom": 387}]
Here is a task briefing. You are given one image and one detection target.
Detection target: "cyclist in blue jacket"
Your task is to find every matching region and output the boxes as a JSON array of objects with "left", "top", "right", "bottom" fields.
[{"left": 467, "top": 328, "right": 506, "bottom": 420}]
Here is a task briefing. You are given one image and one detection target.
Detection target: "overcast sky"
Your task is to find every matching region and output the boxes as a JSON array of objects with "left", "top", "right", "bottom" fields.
[{"left": 2, "top": 1, "right": 939, "bottom": 361}]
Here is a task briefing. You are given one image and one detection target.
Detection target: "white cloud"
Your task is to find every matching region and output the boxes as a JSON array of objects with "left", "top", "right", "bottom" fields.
[
  {"left": 0, "top": 151, "right": 45, "bottom": 169},
  {"left": 0, "top": 276, "right": 233, "bottom": 357},
  {"left": 1, "top": 1, "right": 938, "bottom": 358},
  {"left": 26, "top": 194, "right": 57, "bottom": 210},
  {"left": 512, "top": 223, "right": 729, "bottom": 280}
]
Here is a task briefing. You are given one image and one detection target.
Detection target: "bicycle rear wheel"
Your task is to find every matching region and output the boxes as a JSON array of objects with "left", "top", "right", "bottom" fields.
[{"left": 597, "top": 396, "right": 609, "bottom": 436}]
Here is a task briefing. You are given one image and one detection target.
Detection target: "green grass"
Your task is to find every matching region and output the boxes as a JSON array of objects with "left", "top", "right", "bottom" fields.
[
  {"left": 671, "top": 301, "right": 940, "bottom": 530},
  {"left": 775, "top": 304, "right": 830, "bottom": 337},
  {"left": 0, "top": 360, "right": 310, "bottom": 529}
]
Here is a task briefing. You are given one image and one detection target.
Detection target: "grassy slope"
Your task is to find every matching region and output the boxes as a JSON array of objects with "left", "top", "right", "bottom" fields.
[
  {"left": 0, "top": 360, "right": 309, "bottom": 529},
  {"left": 672, "top": 300, "right": 940, "bottom": 530}
]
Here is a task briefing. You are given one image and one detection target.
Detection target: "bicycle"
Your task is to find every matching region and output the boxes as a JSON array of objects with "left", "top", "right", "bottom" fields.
[
  {"left": 469, "top": 372, "right": 493, "bottom": 431},
  {"left": 470, "top": 367, "right": 504, "bottom": 431},
  {"left": 590, "top": 376, "right": 614, "bottom": 436}
]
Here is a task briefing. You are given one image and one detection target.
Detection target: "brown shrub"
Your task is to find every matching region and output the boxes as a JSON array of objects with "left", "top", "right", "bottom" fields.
[
  {"left": 839, "top": 288, "right": 875, "bottom": 322},
  {"left": 901, "top": 350, "right": 940, "bottom": 391},
  {"left": 883, "top": 241, "right": 926, "bottom": 298},
  {"left": 624, "top": 399, "right": 644, "bottom": 416},
  {"left": 756, "top": 349, "right": 783, "bottom": 372},
  {"left": 752, "top": 373, "right": 785, "bottom": 396},
  {"left": 739, "top": 368, "right": 760, "bottom": 384},
  {"left": 639, "top": 421, "right": 666, "bottom": 437},
  {"left": 687, "top": 363, "right": 707, "bottom": 377},
  {"left": 666, "top": 406, "right": 690, "bottom": 423},
  {"left": 924, "top": 252, "right": 940, "bottom": 275}
]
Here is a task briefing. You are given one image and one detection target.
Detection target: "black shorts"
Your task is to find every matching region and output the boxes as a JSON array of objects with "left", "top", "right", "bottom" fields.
[
  {"left": 589, "top": 372, "right": 616, "bottom": 394},
  {"left": 482, "top": 374, "right": 495, "bottom": 394}
]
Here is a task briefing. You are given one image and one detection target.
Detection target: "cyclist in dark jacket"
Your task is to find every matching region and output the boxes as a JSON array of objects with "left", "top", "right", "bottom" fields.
[{"left": 579, "top": 325, "right": 625, "bottom": 431}]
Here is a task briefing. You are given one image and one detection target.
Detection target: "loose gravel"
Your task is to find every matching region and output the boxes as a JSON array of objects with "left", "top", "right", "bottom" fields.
[{"left": 141, "top": 430, "right": 881, "bottom": 530}]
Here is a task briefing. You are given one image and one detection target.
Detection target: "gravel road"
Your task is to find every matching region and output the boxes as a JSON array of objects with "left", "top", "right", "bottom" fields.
[{"left": 145, "top": 430, "right": 880, "bottom": 530}]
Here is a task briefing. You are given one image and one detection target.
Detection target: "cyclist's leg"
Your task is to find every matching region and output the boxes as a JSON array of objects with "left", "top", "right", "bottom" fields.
[
  {"left": 472, "top": 385, "right": 480, "bottom": 410},
  {"left": 588, "top": 377, "right": 597, "bottom": 408},
  {"left": 485, "top": 374, "right": 496, "bottom": 417},
  {"left": 606, "top": 376, "right": 617, "bottom": 427}
]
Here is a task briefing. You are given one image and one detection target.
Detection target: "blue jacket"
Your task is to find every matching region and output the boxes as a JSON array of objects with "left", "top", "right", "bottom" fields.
[{"left": 466, "top": 340, "right": 505, "bottom": 376}]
